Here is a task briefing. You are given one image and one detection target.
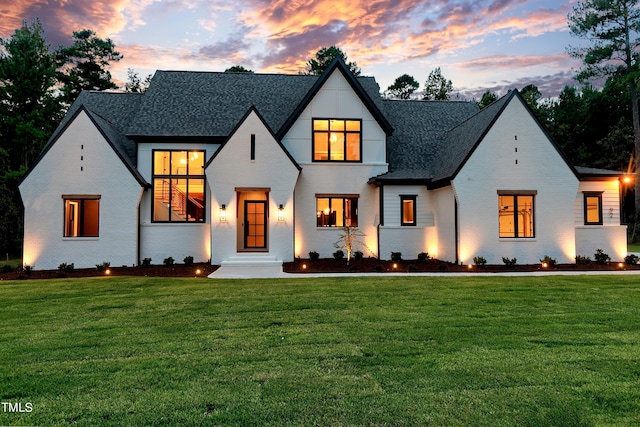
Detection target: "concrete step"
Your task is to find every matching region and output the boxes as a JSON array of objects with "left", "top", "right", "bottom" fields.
[{"left": 221, "top": 253, "right": 282, "bottom": 267}]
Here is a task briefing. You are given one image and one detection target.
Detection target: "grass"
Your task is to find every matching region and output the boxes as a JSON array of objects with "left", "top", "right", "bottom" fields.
[
  {"left": 1, "top": 275, "right": 640, "bottom": 426},
  {"left": 628, "top": 243, "right": 640, "bottom": 253}
]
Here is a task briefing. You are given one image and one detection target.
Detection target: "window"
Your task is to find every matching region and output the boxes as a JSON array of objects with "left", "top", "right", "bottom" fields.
[
  {"left": 316, "top": 196, "right": 358, "bottom": 227},
  {"left": 63, "top": 196, "right": 100, "bottom": 237},
  {"left": 153, "top": 150, "right": 205, "bottom": 222},
  {"left": 584, "top": 192, "right": 603, "bottom": 225},
  {"left": 313, "top": 119, "right": 361, "bottom": 162},
  {"left": 498, "top": 193, "right": 535, "bottom": 238},
  {"left": 401, "top": 195, "right": 416, "bottom": 226}
]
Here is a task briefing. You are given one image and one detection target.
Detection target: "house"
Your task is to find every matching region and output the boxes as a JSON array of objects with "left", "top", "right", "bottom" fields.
[{"left": 19, "top": 58, "right": 629, "bottom": 272}]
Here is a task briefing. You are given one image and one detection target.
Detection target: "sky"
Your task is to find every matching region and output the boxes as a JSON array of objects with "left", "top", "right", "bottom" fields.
[{"left": 1, "top": 0, "right": 586, "bottom": 100}]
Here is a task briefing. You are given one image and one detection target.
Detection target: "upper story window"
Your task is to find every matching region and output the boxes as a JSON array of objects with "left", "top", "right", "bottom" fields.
[
  {"left": 313, "top": 119, "right": 361, "bottom": 162},
  {"left": 153, "top": 150, "right": 205, "bottom": 222},
  {"left": 498, "top": 192, "right": 535, "bottom": 238},
  {"left": 63, "top": 195, "right": 100, "bottom": 237},
  {"left": 584, "top": 192, "right": 603, "bottom": 225}
]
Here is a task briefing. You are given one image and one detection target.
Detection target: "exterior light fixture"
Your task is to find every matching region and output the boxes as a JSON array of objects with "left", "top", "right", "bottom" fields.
[
  {"left": 220, "top": 204, "right": 227, "bottom": 222},
  {"left": 302, "top": 263, "right": 307, "bottom": 270},
  {"left": 278, "top": 204, "right": 285, "bottom": 221},
  {"left": 624, "top": 176, "right": 632, "bottom": 184},
  {"left": 105, "top": 269, "right": 111, "bottom": 275},
  {"left": 542, "top": 262, "right": 548, "bottom": 268},
  {"left": 196, "top": 268, "right": 202, "bottom": 276}
]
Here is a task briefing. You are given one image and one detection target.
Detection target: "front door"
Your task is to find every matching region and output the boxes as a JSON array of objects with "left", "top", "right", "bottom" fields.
[{"left": 244, "top": 200, "right": 267, "bottom": 249}]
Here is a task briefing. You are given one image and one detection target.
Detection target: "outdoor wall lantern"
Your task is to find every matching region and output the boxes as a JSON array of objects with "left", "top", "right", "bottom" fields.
[
  {"left": 220, "top": 204, "right": 227, "bottom": 222},
  {"left": 278, "top": 204, "right": 285, "bottom": 221}
]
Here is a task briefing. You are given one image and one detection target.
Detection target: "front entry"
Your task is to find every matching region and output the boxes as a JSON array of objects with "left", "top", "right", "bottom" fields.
[
  {"left": 236, "top": 189, "right": 269, "bottom": 252},
  {"left": 244, "top": 200, "right": 267, "bottom": 249}
]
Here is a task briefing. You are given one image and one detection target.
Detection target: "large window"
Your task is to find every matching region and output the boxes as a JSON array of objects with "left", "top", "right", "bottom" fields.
[
  {"left": 153, "top": 150, "right": 205, "bottom": 222},
  {"left": 63, "top": 196, "right": 100, "bottom": 237},
  {"left": 316, "top": 196, "right": 358, "bottom": 227},
  {"left": 498, "top": 193, "right": 535, "bottom": 238},
  {"left": 313, "top": 119, "right": 361, "bottom": 162},
  {"left": 584, "top": 192, "right": 603, "bottom": 225},
  {"left": 401, "top": 195, "right": 417, "bottom": 226}
]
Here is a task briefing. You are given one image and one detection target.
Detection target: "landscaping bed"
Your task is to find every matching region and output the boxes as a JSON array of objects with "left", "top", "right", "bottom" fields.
[
  {"left": 0, "top": 262, "right": 218, "bottom": 280},
  {"left": 283, "top": 257, "right": 640, "bottom": 273}
]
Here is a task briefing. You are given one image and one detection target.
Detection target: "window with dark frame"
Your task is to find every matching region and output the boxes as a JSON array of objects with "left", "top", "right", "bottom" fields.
[
  {"left": 63, "top": 196, "right": 100, "bottom": 237},
  {"left": 152, "top": 150, "right": 206, "bottom": 222},
  {"left": 584, "top": 192, "right": 603, "bottom": 225},
  {"left": 316, "top": 196, "right": 358, "bottom": 227},
  {"left": 313, "top": 119, "right": 361, "bottom": 162},
  {"left": 498, "top": 193, "right": 535, "bottom": 238},
  {"left": 400, "top": 195, "right": 416, "bottom": 226}
]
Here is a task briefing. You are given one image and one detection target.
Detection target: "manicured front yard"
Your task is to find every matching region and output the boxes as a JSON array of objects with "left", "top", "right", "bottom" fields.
[{"left": 1, "top": 275, "right": 639, "bottom": 426}]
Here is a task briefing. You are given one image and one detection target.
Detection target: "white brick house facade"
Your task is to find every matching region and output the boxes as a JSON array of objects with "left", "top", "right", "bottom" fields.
[{"left": 19, "top": 59, "right": 630, "bottom": 270}]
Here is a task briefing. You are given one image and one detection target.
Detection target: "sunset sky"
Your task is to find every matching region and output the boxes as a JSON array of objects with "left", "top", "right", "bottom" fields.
[{"left": 1, "top": 0, "right": 586, "bottom": 99}]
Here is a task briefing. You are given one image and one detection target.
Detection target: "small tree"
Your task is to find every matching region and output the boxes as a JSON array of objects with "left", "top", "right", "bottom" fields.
[
  {"left": 423, "top": 67, "right": 453, "bottom": 100},
  {"left": 306, "top": 46, "right": 361, "bottom": 76},
  {"left": 333, "top": 226, "right": 365, "bottom": 264},
  {"left": 386, "top": 74, "right": 419, "bottom": 99}
]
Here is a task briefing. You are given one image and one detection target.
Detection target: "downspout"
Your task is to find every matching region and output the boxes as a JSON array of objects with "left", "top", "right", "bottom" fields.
[
  {"left": 377, "top": 184, "right": 384, "bottom": 259},
  {"left": 454, "top": 197, "right": 459, "bottom": 265},
  {"left": 136, "top": 187, "right": 146, "bottom": 266}
]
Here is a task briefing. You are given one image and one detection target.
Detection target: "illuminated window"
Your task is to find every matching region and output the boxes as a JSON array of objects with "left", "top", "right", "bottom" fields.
[
  {"left": 498, "top": 193, "right": 535, "bottom": 238},
  {"left": 63, "top": 196, "right": 100, "bottom": 237},
  {"left": 313, "top": 119, "right": 361, "bottom": 162},
  {"left": 316, "top": 196, "right": 358, "bottom": 227},
  {"left": 584, "top": 192, "right": 603, "bottom": 225},
  {"left": 153, "top": 150, "right": 205, "bottom": 222},
  {"left": 400, "top": 195, "right": 416, "bottom": 226}
]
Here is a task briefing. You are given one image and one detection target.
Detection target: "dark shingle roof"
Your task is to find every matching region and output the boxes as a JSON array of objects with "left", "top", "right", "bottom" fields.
[
  {"left": 127, "top": 69, "right": 387, "bottom": 138},
  {"left": 430, "top": 92, "right": 513, "bottom": 183},
  {"left": 378, "top": 99, "right": 480, "bottom": 179}
]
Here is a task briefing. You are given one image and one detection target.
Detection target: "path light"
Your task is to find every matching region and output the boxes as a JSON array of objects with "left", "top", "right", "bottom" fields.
[
  {"left": 542, "top": 262, "right": 548, "bottom": 268},
  {"left": 196, "top": 268, "right": 202, "bottom": 276},
  {"left": 105, "top": 269, "right": 111, "bottom": 275},
  {"left": 393, "top": 263, "right": 398, "bottom": 270},
  {"left": 302, "top": 263, "right": 307, "bottom": 270},
  {"left": 219, "top": 204, "right": 227, "bottom": 222}
]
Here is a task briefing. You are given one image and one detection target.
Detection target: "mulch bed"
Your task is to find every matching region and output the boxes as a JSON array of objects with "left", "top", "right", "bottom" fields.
[
  {"left": 282, "top": 257, "right": 640, "bottom": 274},
  {"left": 0, "top": 263, "right": 218, "bottom": 281},
  {"left": 1, "top": 258, "right": 639, "bottom": 280}
]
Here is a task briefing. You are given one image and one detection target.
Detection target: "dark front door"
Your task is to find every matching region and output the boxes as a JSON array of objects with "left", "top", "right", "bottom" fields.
[{"left": 244, "top": 200, "right": 267, "bottom": 249}]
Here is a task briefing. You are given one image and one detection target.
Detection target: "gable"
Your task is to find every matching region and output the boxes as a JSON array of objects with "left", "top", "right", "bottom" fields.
[
  {"left": 430, "top": 91, "right": 578, "bottom": 187},
  {"left": 20, "top": 109, "right": 146, "bottom": 198},
  {"left": 206, "top": 106, "right": 301, "bottom": 179},
  {"left": 20, "top": 106, "right": 147, "bottom": 189}
]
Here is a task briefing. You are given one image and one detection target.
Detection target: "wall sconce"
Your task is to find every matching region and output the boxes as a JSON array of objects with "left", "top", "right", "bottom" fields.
[
  {"left": 278, "top": 204, "right": 285, "bottom": 221},
  {"left": 220, "top": 204, "right": 227, "bottom": 222}
]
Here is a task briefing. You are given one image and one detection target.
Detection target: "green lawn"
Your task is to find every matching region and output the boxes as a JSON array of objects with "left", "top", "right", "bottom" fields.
[{"left": 1, "top": 275, "right": 639, "bottom": 426}]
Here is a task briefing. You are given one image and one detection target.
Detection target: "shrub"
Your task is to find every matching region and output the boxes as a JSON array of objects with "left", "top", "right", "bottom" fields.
[
  {"left": 141, "top": 258, "right": 152, "bottom": 267},
  {"left": 0, "top": 264, "right": 14, "bottom": 273},
  {"left": 625, "top": 254, "right": 639, "bottom": 265},
  {"left": 333, "top": 250, "right": 345, "bottom": 260},
  {"left": 183, "top": 256, "right": 194, "bottom": 266},
  {"left": 540, "top": 255, "right": 557, "bottom": 267},
  {"left": 594, "top": 249, "right": 610, "bottom": 264},
  {"left": 473, "top": 256, "right": 487, "bottom": 266},
  {"left": 407, "top": 264, "right": 417, "bottom": 272},
  {"left": 309, "top": 251, "right": 319, "bottom": 261},
  {"left": 95, "top": 262, "right": 111, "bottom": 271},
  {"left": 417, "top": 252, "right": 430, "bottom": 262},
  {"left": 58, "top": 262, "right": 75, "bottom": 272},
  {"left": 23, "top": 265, "right": 33, "bottom": 274},
  {"left": 390, "top": 252, "right": 402, "bottom": 262},
  {"left": 163, "top": 257, "right": 175, "bottom": 266},
  {"left": 575, "top": 255, "right": 591, "bottom": 265},
  {"left": 353, "top": 250, "right": 363, "bottom": 261},
  {"left": 502, "top": 257, "right": 517, "bottom": 266}
]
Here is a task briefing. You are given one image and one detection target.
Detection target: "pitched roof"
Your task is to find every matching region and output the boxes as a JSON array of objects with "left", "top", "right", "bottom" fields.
[
  {"left": 126, "top": 59, "right": 391, "bottom": 139},
  {"left": 382, "top": 99, "right": 480, "bottom": 176}
]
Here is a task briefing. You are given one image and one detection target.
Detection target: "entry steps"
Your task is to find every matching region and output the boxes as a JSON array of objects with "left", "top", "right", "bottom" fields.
[{"left": 208, "top": 253, "right": 283, "bottom": 278}]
